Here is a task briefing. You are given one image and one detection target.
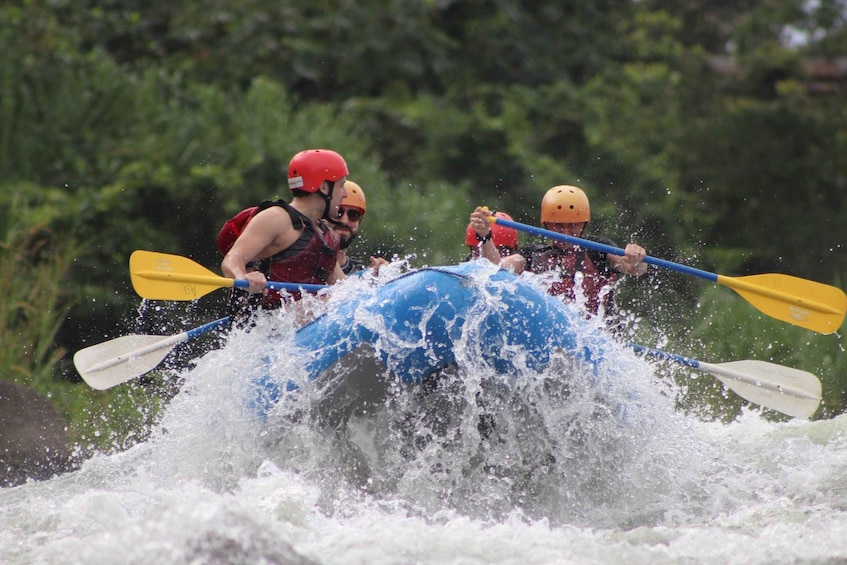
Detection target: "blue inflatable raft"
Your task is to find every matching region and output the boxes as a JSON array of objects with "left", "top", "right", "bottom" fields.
[{"left": 252, "top": 261, "right": 618, "bottom": 417}]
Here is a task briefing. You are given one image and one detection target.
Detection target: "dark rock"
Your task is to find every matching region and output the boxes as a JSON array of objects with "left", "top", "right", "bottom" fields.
[{"left": 0, "top": 381, "right": 74, "bottom": 487}]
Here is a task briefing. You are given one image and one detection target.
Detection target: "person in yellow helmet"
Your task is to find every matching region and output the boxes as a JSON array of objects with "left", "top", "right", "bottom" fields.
[
  {"left": 469, "top": 185, "right": 648, "bottom": 317},
  {"left": 328, "top": 180, "right": 389, "bottom": 274}
]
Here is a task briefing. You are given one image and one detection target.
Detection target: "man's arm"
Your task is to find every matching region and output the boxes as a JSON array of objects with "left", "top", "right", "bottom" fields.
[
  {"left": 327, "top": 260, "right": 346, "bottom": 284},
  {"left": 500, "top": 253, "right": 526, "bottom": 273},
  {"left": 469, "top": 207, "right": 505, "bottom": 265},
  {"left": 607, "top": 243, "right": 648, "bottom": 276},
  {"left": 221, "top": 207, "right": 294, "bottom": 293}
]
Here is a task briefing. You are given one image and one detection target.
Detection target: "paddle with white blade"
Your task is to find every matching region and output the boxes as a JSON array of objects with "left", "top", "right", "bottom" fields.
[
  {"left": 631, "top": 344, "right": 821, "bottom": 419},
  {"left": 73, "top": 317, "right": 230, "bottom": 390},
  {"left": 75, "top": 315, "right": 822, "bottom": 418}
]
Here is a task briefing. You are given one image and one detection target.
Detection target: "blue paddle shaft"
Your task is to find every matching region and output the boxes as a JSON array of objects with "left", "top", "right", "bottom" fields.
[
  {"left": 629, "top": 343, "right": 699, "bottom": 370},
  {"left": 232, "top": 280, "right": 328, "bottom": 293},
  {"left": 186, "top": 317, "right": 231, "bottom": 340},
  {"left": 494, "top": 217, "right": 719, "bottom": 283}
]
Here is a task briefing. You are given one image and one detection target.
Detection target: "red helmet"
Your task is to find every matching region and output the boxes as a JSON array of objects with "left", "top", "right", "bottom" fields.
[
  {"left": 287, "top": 149, "right": 349, "bottom": 193},
  {"left": 465, "top": 211, "right": 519, "bottom": 249}
]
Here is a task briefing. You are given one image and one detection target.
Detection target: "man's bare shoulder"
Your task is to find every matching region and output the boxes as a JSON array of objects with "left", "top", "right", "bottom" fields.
[
  {"left": 249, "top": 205, "right": 295, "bottom": 232},
  {"left": 235, "top": 205, "right": 300, "bottom": 255}
]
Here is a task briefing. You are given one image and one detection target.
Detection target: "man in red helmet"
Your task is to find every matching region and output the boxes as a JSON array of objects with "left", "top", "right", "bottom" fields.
[
  {"left": 469, "top": 185, "right": 648, "bottom": 318},
  {"left": 220, "top": 149, "right": 349, "bottom": 312},
  {"left": 464, "top": 210, "right": 519, "bottom": 261}
]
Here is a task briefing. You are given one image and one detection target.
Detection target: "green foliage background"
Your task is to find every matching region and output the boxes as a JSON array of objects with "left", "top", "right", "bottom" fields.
[{"left": 2, "top": 0, "right": 846, "bottom": 452}]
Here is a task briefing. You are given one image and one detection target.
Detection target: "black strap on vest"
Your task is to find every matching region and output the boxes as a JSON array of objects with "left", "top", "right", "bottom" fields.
[
  {"left": 256, "top": 199, "right": 303, "bottom": 229},
  {"left": 249, "top": 200, "right": 336, "bottom": 284},
  {"left": 246, "top": 200, "right": 307, "bottom": 276}
]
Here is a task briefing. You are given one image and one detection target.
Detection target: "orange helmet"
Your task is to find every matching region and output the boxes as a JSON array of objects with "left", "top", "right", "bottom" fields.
[
  {"left": 465, "top": 211, "right": 519, "bottom": 249},
  {"left": 341, "top": 180, "right": 366, "bottom": 215},
  {"left": 540, "top": 185, "right": 590, "bottom": 224},
  {"left": 287, "top": 149, "right": 349, "bottom": 193}
]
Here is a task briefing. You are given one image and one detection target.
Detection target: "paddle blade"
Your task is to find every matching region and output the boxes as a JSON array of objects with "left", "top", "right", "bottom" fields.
[
  {"left": 130, "top": 250, "right": 233, "bottom": 301},
  {"left": 74, "top": 334, "right": 176, "bottom": 390},
  {"left": 706, "top": 360, "right": 822, "bottom": 419},
  {"left": 720, "top": 273, "right": 847, "bottom": 334}
]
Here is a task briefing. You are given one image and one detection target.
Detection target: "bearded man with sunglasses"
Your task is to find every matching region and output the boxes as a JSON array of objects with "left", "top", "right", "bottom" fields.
[
  {"left": 329, "top": 180, "right": 389, "bottom": 275},
  {"left": 330, "top": 180, "right": 367, "bottom": 274}
]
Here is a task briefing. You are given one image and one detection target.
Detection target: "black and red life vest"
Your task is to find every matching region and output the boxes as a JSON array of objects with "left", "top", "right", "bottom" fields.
[
  {"left": 523, "top": 240, "right": 618, "bottom": 317},
  {"left": 217, "top": 199, "right": 340, "bottom": 307}
]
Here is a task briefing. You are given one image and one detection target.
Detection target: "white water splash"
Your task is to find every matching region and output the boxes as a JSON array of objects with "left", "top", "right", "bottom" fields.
[{"left": 4, "top": 273, "right": 847, "bottom": 565}]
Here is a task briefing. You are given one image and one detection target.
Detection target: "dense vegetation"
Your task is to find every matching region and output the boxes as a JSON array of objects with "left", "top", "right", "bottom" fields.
[{"left": 3, "top": 0, "right": 847, "bottom": 451}]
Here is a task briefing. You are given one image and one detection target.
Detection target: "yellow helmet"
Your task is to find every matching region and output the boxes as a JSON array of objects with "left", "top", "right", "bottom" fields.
[
  {"left": 540, "top": 185, "right": 590, "bottom": 224},
  {"left": 341, "top": 180, "right": 366, "bottom": 215}
]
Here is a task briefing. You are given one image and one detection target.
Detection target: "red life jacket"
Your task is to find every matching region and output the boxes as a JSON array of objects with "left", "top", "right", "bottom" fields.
[
  {"left": 217, "top": 200, "right": 340, "bottom": 306},
  {"left": 525, "top": 243, "right": 617, "bottom": 316}
]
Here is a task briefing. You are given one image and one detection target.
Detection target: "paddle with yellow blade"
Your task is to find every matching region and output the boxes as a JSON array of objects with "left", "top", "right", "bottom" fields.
[
  {"left": 129, "top": 250, "right": 327, "bottom": 301},
  {"left": 489, "top": 216, "right": 847, "bottom": 334}
]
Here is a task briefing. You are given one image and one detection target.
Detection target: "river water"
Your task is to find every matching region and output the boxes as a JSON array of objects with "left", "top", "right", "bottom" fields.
[{"left": 3, "top": 270, "right": 847, "bottom": 564}]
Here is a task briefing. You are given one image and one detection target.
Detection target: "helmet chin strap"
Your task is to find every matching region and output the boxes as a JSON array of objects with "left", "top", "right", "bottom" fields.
[{"left": 319, "top": 180, "right": 336, "bottom": 222}]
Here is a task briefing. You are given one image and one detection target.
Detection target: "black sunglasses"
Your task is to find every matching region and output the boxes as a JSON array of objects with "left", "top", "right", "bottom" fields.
[{"left": 337, "top": 207, "right": 363, "bottom": 222}]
